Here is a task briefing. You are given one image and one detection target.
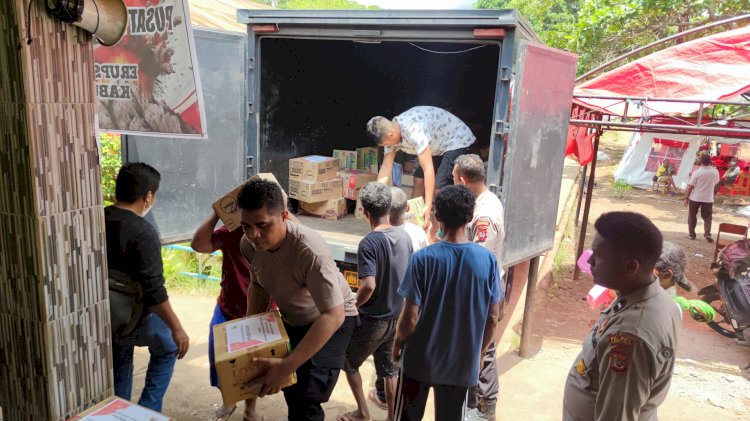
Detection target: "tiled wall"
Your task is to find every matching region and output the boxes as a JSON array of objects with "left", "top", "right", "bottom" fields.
[{"left": 0, "top": 1, "right": 113, "bottom": 419}]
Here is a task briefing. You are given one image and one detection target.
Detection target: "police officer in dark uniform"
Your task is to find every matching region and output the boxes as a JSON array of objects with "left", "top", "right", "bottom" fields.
[{"left": 563, "top": 212, "right": 680, "bottom": 420}]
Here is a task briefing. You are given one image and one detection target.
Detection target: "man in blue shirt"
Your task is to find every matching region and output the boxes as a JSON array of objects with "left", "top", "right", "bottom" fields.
[{"left": 393, "top": 185, "right": 501, "bottom": 421}]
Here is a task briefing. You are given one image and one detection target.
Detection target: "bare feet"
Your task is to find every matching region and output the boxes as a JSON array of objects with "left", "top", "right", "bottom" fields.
[
  {"left": 337, "top": 410, "right": 371, "bottom": 421},
  {"left": 210, "top": 404, "right": 236, "bottom": 421}
]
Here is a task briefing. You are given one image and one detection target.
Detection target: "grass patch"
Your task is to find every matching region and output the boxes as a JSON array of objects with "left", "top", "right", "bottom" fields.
[
  {"left": 510, "top": 333, "right": 521, "bottom": 352},
  {"left": 162, "top": 244, "right": 222, "bottom": 297}
]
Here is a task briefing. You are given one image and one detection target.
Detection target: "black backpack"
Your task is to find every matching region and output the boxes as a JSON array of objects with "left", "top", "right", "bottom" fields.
[{"left": 108, "top": 270, "right": 144, "bottom": 336}]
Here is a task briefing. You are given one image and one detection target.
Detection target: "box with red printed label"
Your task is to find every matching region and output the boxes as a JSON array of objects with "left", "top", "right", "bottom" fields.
[
  {"left": 68, "top": 396, "right": 174, "bottom": 420},
  {"left": 338, "top": 169, "right": 377, "bottom": 200},
  {"left": 213, "top": 311, "right": 296, "bottom": 405}
]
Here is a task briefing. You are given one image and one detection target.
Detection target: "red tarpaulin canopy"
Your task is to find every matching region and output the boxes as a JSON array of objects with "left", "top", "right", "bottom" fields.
[
  {"left": 566, "top": 25, "right": 750, "bottom": 165},
  {"left": 574, "top": 25, "right": 750, "bottom": 117}
]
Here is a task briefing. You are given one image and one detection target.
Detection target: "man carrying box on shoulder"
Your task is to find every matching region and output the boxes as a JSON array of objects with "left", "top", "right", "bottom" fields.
[
  {"left": 367, "top": 106, "right": 476, "bottom": 236},
  {"left": 237, "top": 179, "right": 359, "bottom": 420}
]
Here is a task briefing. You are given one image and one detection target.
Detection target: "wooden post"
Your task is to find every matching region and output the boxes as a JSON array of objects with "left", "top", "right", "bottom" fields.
[
  {"left": 574, "top": 164, "right": 588, "bottom": 226},
  {"left": 518, "top": 255, "right": 540, "bottom": 358},
  {"left": 573, "top": 131, "right": 602, "bottom": 280}
]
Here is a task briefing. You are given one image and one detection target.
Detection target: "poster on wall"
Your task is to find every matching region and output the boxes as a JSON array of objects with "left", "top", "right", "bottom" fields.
[{"left": 93, "top": 0, "right": 207, "bottom": 138}]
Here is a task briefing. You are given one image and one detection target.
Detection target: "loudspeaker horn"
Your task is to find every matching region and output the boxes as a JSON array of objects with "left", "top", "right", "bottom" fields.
[{"left": 47, "top": 0, "right": 128, "bottom": 47}]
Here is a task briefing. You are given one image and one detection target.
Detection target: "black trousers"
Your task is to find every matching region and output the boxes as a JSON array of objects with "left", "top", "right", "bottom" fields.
[
  {"left": 393, "top": 372, "right": 469, "bottom": 421},
  {"left": 688, "top": 200, "right": 713, "bottom": 238},
  {"left": 282, "top": 316, "right": 356, "bottom": 420}
]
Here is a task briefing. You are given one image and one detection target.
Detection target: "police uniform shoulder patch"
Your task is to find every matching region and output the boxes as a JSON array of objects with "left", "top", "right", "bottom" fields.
[
  {"left": 576, "top": 359, "right": 587, "bottom": 375},
  {"left": 608, "top": 333, "right": 637, "bottom": 373},
  {"left": 474, "top": 218, "right": 491, "bottom": 242}
]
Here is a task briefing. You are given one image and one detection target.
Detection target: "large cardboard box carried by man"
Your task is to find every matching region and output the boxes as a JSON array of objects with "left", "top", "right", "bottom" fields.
[
  {"left": 212, "top": 173, "right": 284, "bottom": 232},
  {"left": 213, "top": 311, "right": 297, "bottom": 406}
]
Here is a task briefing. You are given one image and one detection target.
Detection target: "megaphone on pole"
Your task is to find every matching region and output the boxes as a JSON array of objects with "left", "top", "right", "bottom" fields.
[{"left": 47, "top": 0, "right": 128, "bottom": 47}]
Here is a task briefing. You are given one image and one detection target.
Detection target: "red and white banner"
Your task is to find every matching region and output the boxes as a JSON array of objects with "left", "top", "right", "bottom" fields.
[{"left": 94, "top": 0, "right": 207, "bottom": 138}]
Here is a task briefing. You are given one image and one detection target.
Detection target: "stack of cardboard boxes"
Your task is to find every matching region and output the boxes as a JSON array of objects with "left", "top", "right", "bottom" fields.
[
  {"left": 290, "top": 148, "right": 380, "bottom": 221},
  {"left": 288, "top": 155, "right": 346, "bottom": 220}
]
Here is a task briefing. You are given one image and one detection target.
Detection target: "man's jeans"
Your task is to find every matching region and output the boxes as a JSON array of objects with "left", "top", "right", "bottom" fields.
[{"left": 113, "top": 313, "right": 178, "bottom": 412}]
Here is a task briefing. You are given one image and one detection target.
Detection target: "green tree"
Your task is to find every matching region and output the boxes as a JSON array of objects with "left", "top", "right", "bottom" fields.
[
  {"left": 475, "top": 0, "right": 578, "bottom": 50},
  {"left": 99, "top": 133, "right": 122, "bottom": 205},
  {"left": 476, "top": 0, "right": 750, "bottom": 75}
]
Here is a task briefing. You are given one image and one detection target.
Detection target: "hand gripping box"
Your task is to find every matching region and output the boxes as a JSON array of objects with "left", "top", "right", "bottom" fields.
[
  {"left": 212, "top": 173, "right": 284, "bottom": 232},
  {"left": 289, "top": 155, "right": 340, "bottom": 182},
  {"left": 213, "top": 311, "right": 296, "bottom": 406}
]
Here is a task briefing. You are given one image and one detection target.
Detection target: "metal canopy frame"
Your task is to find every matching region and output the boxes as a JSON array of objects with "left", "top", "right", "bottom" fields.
[{"left": 569, "top": 94, "right": 750, "bottom": 280}]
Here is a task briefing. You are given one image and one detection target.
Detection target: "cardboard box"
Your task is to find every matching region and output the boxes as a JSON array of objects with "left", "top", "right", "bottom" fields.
[
  {"left": 479, "top": 146, "right": 490, "bottom": 161},
  {"left": 299, "top": 197, "right": 347, "bottom": 220},
  {"left": 333, "top": 149, "right": 357, "bottom": 170},
  {"left": 392, "top": 162, "right": 403, "bottom": 186},
  {"left": 289, "top": 178, "right": 343, "bottom": 202},
  {"left": 213, "top": 173, "right": 283, "bottom": 232},
  {"left": 404, "top": 196, "right": 426, "bottom": 227},
  {"left": 339, "top": 169, "right": 377, "bottom": 200},
  {"left": 357, "top": 147, "right": 379, "bottom": 174},
  {"left": 213, "top": 311, "right": 296, "bottom": 406},
  {"left": 68, "top": 396, "right": 174, "bottom": 420},
  {"left": 401, "top": 172, "right": 415, "bottom": 187},
  {"left": 403, "top": 158, "right": 418, "bottom": 173},
  {"left": 355, "top": 196, "right": 366, "bottom": 219},
  {"left": 289, "top": 155, "right": 339, "bottom": 182}
]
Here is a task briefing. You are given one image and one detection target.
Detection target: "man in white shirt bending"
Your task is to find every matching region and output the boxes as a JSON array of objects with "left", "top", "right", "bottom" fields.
[{"left": 367, "top": 106, "right": 476, "bottom": 234}]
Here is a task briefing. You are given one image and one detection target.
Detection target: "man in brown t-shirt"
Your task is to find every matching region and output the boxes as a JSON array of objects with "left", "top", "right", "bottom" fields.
[{"left": 237, "top": 179, "right": 358, "bottom": 420}]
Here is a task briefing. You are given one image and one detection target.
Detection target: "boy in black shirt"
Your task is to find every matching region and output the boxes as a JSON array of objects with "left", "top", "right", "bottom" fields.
[
  {"left": 105, "top": 163, "right": 189, "bottom": 412},
  {"left": 339, "top": 182, "right": 413, "bottom": 421}
]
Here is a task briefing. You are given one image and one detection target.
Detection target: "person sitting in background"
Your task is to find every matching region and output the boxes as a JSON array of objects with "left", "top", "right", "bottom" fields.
[
  {"left": 715, "top": 157, "right": 740, "bottom": 194},
  {"left": 652, "top": 160, "right": 676, "bottom": 194}
]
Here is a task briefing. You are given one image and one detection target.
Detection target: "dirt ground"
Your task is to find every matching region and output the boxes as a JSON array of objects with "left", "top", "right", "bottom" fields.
[{"left": 128, "top": 133, "right": 750, "bottom": 420}]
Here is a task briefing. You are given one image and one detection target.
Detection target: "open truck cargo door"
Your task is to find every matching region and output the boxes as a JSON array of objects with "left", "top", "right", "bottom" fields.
[
  {"left": 500, "top": 42, "right": 578, "bottom": 267},
  {"left": 122, "top": 29, "right": 246, "bottom": 243},
  {"left": 123, "top": 11, "right": 578, "bottom": 269}
]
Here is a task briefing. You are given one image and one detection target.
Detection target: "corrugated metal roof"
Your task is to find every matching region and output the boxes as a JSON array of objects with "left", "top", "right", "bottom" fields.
[{"left": 188, "top": 0, "right": 272, "bottom": 33}]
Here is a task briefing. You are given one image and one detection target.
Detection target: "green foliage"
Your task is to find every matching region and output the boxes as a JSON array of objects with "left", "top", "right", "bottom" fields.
[
  {"left": 611, "top": 178, "right": 633, "bottom": 198},
  {"left": 162, "top": 245, "right": 222, "bottom": 296},
  {"left": 475, "top": 0, "right": 579, "bottom": 49},
  {"left": 476, "top": 0, "right": 750, "bottom": 75},
  {"left": 99, "top": 133, "right": 122, "bottom": 206}
]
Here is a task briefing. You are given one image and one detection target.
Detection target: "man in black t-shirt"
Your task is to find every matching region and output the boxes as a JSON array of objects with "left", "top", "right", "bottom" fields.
[
  {"left": 105, "top": 163, "right": 189, "bottom": 412},
  {"left": 339, "top": 182, "right": 413, "bottom": 421}
]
